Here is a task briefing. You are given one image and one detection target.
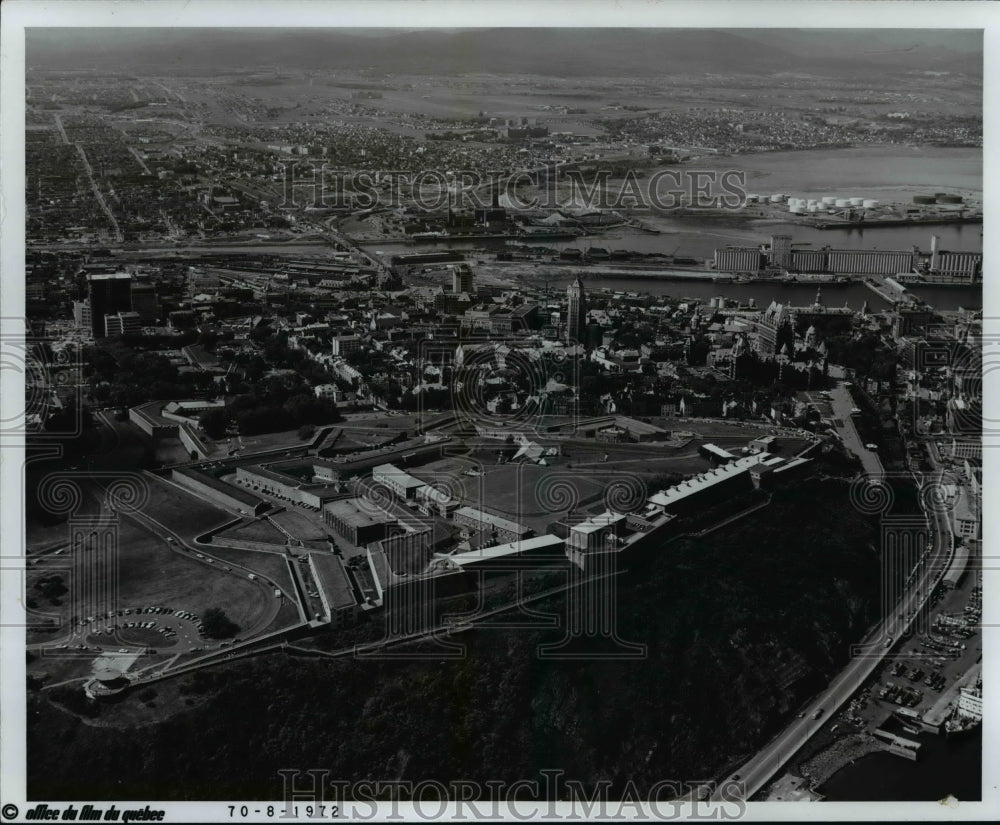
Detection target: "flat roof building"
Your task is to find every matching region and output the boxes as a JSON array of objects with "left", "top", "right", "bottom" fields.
[
  {"left": 372, "top": 463, "right": 427, "bottom": 500},
  {"left": 323, "top": 497, "right": 396, "bottom": 547},
  {"left": 453, "top": 506, "right": 532, "bottom": 544},
  {"left": 307, "top": 552, "right": 359, "bottom": 628}
]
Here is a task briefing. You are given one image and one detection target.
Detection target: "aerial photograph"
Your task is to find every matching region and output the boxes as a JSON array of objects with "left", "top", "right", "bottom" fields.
[{"left": 7, "top": 7, "right": 988, "bottom": 819}]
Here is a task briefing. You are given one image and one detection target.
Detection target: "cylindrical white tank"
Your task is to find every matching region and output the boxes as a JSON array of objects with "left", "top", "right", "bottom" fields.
[
  {"left": 746, "top": 194, "right": 759, "bottom": 203},
  {"left": 862, "top": 199, "right": 879, "bottom": 208},
  {"left": 835, "top": 198, "right": 850, "bottom": 208},
  {"left": 808, "top": 204, "right": 821, "bottom": 212},
  {"left": 770, "top": 194, "right": 785, "bottom": 203},
  {"left": 849, "top": 197, "right": 864, "bottom": 207},
  {"left": 790, "top": 204, "right": 805, "bottom": 214},
  {"left": 822, "top": 196, "right": 837, "bottom": 205}
]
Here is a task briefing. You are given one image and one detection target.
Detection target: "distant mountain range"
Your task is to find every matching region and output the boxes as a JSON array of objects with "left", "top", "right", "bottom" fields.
[{"left": 26, "top": 28, "right": 983, "bottom": 78}]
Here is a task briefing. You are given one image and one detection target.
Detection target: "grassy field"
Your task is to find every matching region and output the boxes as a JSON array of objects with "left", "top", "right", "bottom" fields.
[
  {"left": 128, "top": 475, "right": 234, "bottom": 538},
  {"left": 268, "top": 509, "right": 328, "bottom": 542},
  {"left": 417, "top": 444, "right": 712, "bottom": 531},
  {"left": 31, "top": 517, "right": 270, "bottom": 634},
  {"left": 199, "top": 547, "right": 297, "bottom": 595},
  {"left": 215, "top": 519, "right": 287, "bottom": 545}
]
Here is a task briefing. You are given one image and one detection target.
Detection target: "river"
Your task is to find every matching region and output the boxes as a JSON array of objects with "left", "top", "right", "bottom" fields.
[
  {"left": 819, "top": 727, "right": 981, "bottom": 802},
  {"left": 529, "top": 277, "right": 981, "bottom": 312}
]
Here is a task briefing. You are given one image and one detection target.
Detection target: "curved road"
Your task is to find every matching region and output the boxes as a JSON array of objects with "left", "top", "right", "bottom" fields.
[{"left": 712, "top": 470, "right": 953, "bottom": 801}]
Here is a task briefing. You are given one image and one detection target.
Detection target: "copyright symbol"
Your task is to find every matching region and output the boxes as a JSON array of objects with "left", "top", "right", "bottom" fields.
[{"left": 1, "top": 804, "right": 18, "bottom": 820}]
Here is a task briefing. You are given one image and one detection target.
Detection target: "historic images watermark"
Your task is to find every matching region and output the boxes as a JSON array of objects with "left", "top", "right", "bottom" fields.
[
  {"left": 276, "top": 164, "right": 748, "bottom": 212},
  {"left": 277, "top": 769, "right": 748, "bottom": 820}
]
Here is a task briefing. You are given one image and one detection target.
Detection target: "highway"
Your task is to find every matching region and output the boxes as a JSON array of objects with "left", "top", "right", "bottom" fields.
[{"left": 712, "top": 468, "right": 954, "bottom": 801}]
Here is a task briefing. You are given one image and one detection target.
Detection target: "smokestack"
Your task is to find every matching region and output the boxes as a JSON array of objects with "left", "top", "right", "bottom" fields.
[{"left": 930, "top": 234, "right": 940, "bottom": 270}]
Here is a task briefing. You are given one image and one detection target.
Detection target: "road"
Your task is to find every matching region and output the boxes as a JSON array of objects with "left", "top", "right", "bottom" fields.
[
  {"left": 712, "top": 470, "right": 954, "bottom": 801},
  {"left": 822, "top": 382, "right": 885, "bottom": 479},
  {"left": 74, "top": 143, "right": 124, "bottom": 243}
]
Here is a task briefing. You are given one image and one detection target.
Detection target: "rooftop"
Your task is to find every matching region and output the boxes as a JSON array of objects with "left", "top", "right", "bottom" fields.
[
  {"left": 308, "top": 552, "right": 357, "bottom": 610},
  {"left": 454, "top": 506, "right": 529, "bottom": 536},
  {"left": 323, "top": 497, "right": 395, "bottom": 529},
  {"left": 570, "top": 511, "right": 627, "bottom": 535},
  {"left": 448, "top": 534, "right": 565, "bottom": 566},
  {"left": 649, "top": 453, "right": 769, "bottom": 508},
  {"left": 175, "top": 467, "right": 264, "bottom": 508}
]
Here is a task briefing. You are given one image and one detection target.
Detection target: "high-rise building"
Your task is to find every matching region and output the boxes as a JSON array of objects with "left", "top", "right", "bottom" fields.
[
  {"left": 104, "top": 311, "right": 142, "bottom": 337},
  {"left": 566, "top": 276, "right": 587, "bottom": 346},
  {"left": 87, "top": 272, "right": 132, "bottom": 338},
  {"left": 130, "top": 283, "right": 160, "bottom": 324},
  {"left": 72, "top": 300, "right": 92, "bottom": 333},
  {"left": 452, "top": 265, "right": 474, "bottom": 295}
]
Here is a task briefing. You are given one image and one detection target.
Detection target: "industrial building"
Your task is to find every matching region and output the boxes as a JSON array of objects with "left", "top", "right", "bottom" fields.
[
  {"left": 714, "top": 235, "right": 981, "bottom": 283},
  {"left": 323, "top": 497, "right": 396, "bottom": 546},
  {"left": 235, "top": 465, "right": 340, "bottom": 509},
  {"left": 371, "top": 463, "right": 427, "bottom": 501},
  {"left": 647, "top": 452, "right": 810, "bottom": 516},
  {"left": 307, "top": 552, "right": 360, "bottom": 629},
  {"left": 170, "top": 467, "right": 268, "bottom": 517},
  {"left": 446, "top": 534, "right": 566, "bottom": 570},
  {"left": 453, "top": 506, "right": 533, "bottom": 544},
  {"left": 566, "top": 511, "right": 628, "bottom": 554}
]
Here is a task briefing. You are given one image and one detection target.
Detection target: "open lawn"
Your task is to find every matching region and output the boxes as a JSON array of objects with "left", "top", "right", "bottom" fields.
[
  {"left": 154, "top": 438, "right": 193, "bottom": 466},
  {"left": 235, "top": 428, "right": 313, "bottom": 454},
  {"left": 29, "top": 517, "right": 271, "bottom": 636},
  {"left": 199, "top": 547, "right": 297, "bottom": 595},
  {"left": 268, "top": 509, "right": 328, "bottom": 542},
  {"left": 215, "top": 519, "right": 287, "bottom": 545},
  {"left": 112, "top": 475, "right": 233, "bottom": 538},
  {"left": 417, "top": 444, "right": 714, "bottom": 530}
]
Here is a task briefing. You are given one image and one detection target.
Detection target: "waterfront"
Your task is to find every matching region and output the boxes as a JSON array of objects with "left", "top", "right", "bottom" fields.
[
  {"left": 675, "top": 144, "right": 982, "bottom": 205},
  {"left": 819, "top": 727, "right": 981, "bottom": 802},
  {"left": 525, "top": 275, "right": 981, "bottom": 312},
  {"left": 358, "top": 144, "right": 982, "bottom": 262}
]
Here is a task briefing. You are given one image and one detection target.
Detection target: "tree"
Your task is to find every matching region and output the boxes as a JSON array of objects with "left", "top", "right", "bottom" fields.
[
  {"left": 201, "top": 607, "right": 240, "bottom": 639},
  {"left": 200, "top": 407, "right": 229, "bottom": 440}
]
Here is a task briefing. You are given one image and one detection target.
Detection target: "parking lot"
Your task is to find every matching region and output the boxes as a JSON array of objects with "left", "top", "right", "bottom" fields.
[{"left": 56, "top": 605, "right": 211, "bottom": 654}]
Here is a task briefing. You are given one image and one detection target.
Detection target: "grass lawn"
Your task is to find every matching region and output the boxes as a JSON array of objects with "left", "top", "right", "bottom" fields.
[
  {"left": 199, "top": 547, "right": 297, "bottom": 595},
  {"left": 235, "top": 428, "right": 313, "bottom": 454},
  {"left": 32, "top": 516, "right": 271, "bottom": 634},
  {"left": 268, "top": 509, "right": 328, "bottom": 542},
  {"left": 416, "top": 447, "right": 715, "bottom": 532},
  {"left": 215, "top": 519, "right": 287, "bottom": 545},
  {"left": 116, "top": 475, "right": 233, "bottom": 538}
]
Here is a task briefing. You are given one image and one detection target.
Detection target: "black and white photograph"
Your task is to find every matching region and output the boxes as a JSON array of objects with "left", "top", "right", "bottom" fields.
[{"left": 1, "top": 1, "right": 995, "bottom": 821}]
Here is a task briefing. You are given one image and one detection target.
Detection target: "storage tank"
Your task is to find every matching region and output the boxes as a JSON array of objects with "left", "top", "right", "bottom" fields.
[
  {"left": 835, "top": 198, "right": 850, "bottom": 208},
  {"left": 821, "top": 196, "right": 837, "bottom": 206},
  {"left": 790, "top": 203, "right": 805, "bottom": 214},
  {"left": 937, "top": 194, "right": 963, "bottom": 204},
  {"left": 913, "top": 195, "right": 936, "bottom": 205},
  {"left": 808, "top": 204, "right": 821, "bottom": 212},
  {"left": 769, "top": 194, "right": 784, "bottom": 203},
  {"left": 746, "top": 194, "right": 759, "bottom": 203},
  {"left": 862, "top": 199, "right": 879, "bottom": 209},
  {"left": 849, "top": 197, "right": 864, "bottom": 207}
]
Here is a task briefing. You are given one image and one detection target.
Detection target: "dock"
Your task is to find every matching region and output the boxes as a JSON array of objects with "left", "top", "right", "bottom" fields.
[{"left": 872, "top": 729, "right": 921, "bottom": 761}]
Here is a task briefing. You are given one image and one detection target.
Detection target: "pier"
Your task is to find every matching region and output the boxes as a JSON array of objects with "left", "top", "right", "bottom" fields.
[
  {"left": 873, "top": 729, "right": 921, "bottom": 761},
  {"left": 863, "top": 276, "right": 916, "bottom": 305}
]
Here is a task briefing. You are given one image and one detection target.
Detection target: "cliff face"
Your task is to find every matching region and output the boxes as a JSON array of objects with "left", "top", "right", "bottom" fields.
[{"left": 29, "top": 479, "right": 880, "bottom": 800}]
